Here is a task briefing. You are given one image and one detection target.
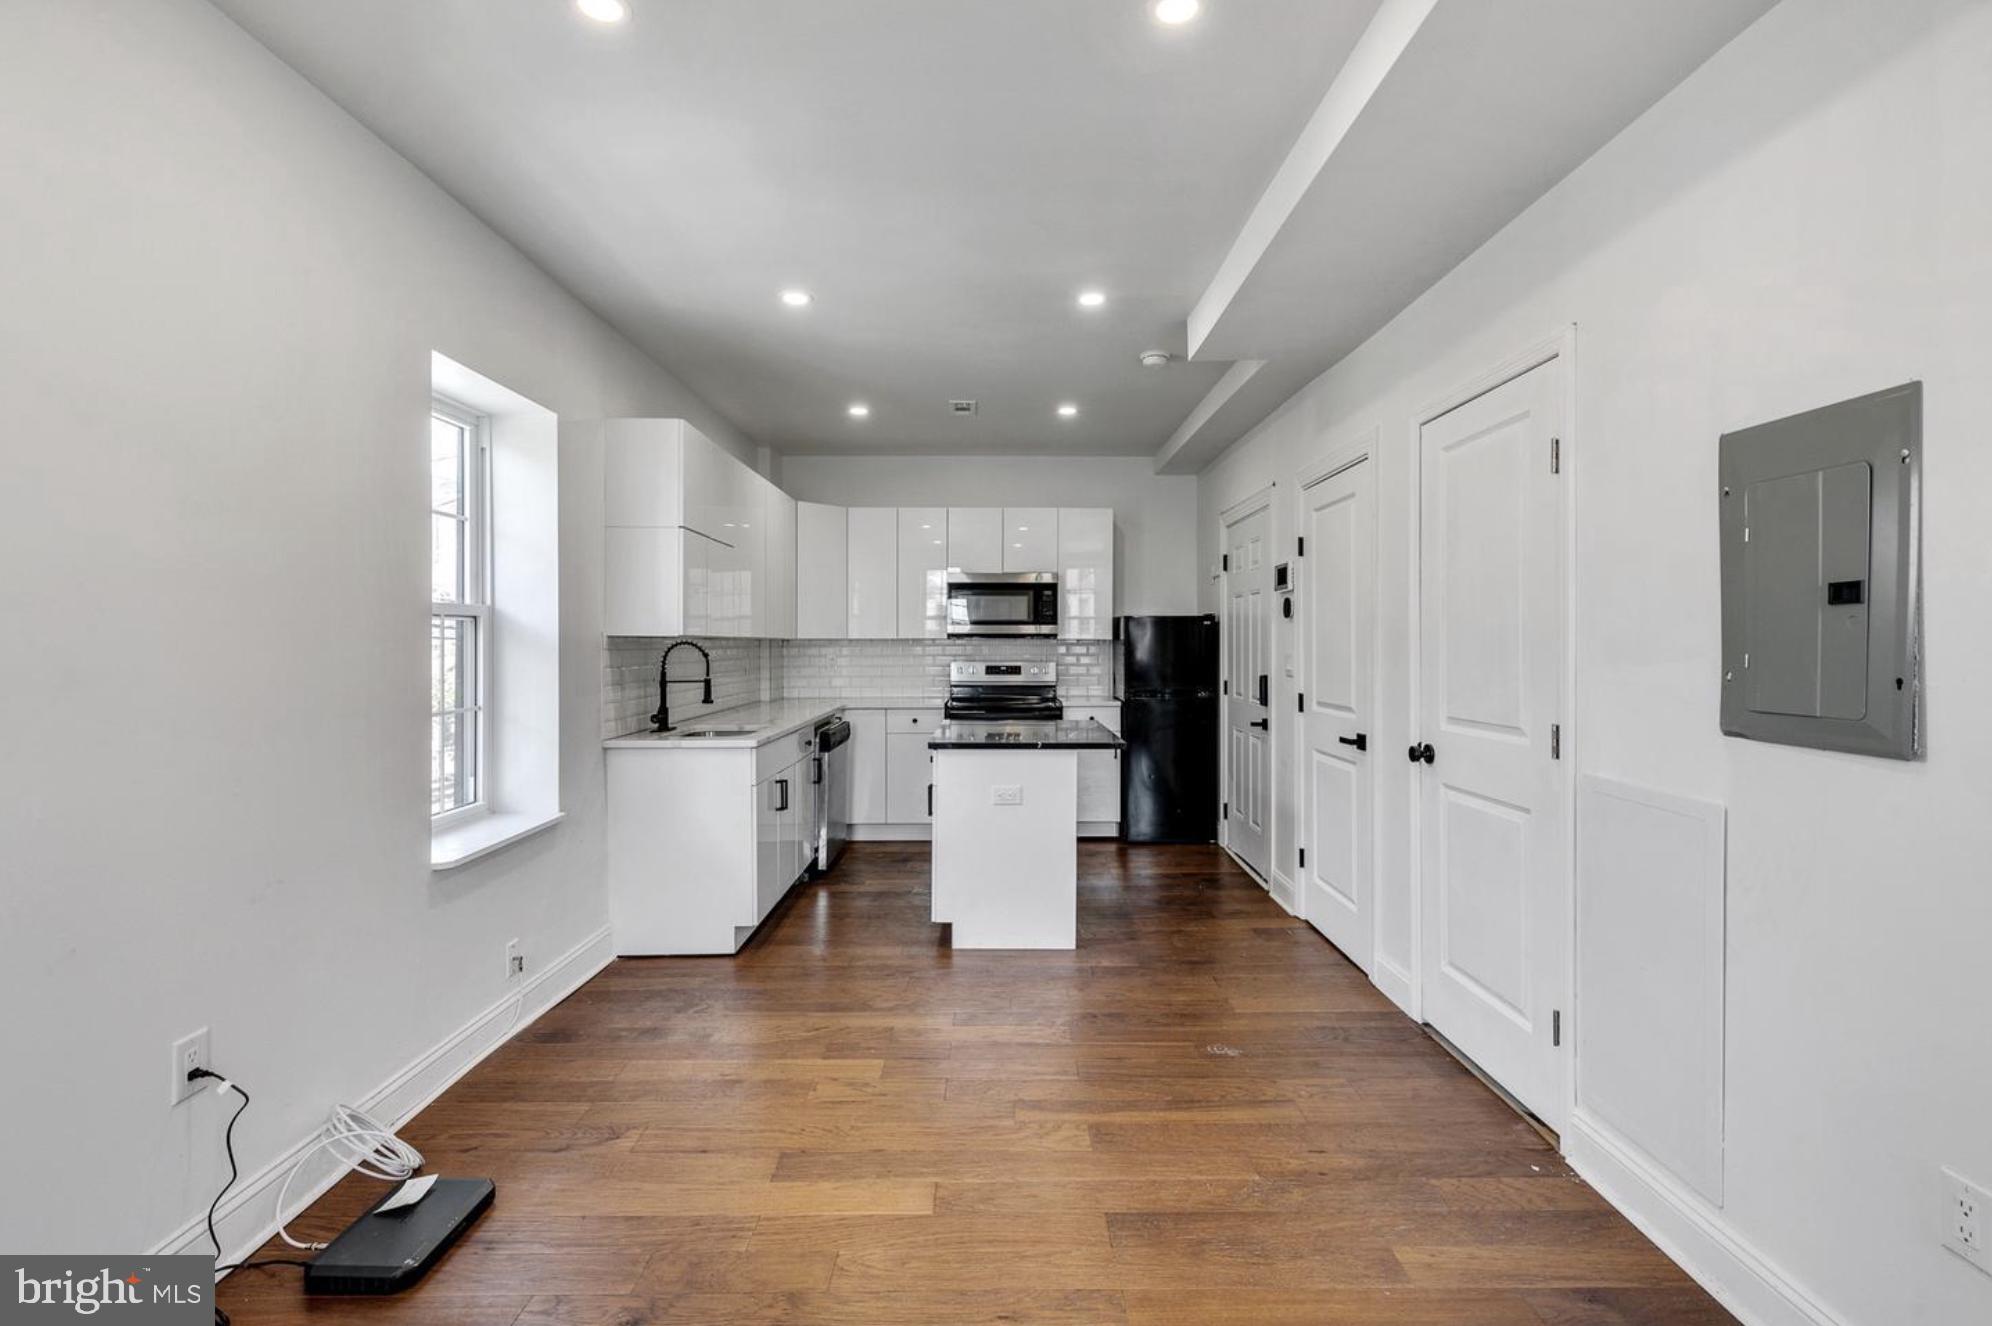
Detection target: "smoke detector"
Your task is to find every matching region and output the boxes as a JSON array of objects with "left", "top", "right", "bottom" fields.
[
  {"left": 1139, "top": 350, "right": 1171, "bottom": 369},
  {"left": 948, "top": 399, "right": 979, "bottom": 416}
]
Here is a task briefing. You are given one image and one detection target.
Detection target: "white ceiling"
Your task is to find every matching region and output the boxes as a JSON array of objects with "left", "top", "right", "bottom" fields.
[
  {"left": 210, "top": 0, "right": 1382, "bottom": 457},
  {"left": 210, "top": 0, "right": 1772, "bottom": 465}
]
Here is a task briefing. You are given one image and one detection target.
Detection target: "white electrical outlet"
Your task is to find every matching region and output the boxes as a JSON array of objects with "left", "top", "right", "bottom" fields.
[
  {"left": 504, "top": 939, "right": 525, "bottom": 982},
  {"left": 991, "top": 785, "right": 1023, "bottom": 806},
  {"left": 1944, "top": 1167, "right": 1989, "bottom": 1272},
  {"left": 169, "top": 1027, "right": 210, "bottom": 1107}
]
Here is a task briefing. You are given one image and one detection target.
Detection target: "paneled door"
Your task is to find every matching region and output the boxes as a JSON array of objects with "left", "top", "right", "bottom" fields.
[
  {"left": 1221, "top": 500, "right": 1272, "bottom": 880},
  {"left": 1417, "top": 356, "right": 1569, "bottom": 1127},
  {"left": 1300, "top": 454, "right": 1375, "bottom": 972}
]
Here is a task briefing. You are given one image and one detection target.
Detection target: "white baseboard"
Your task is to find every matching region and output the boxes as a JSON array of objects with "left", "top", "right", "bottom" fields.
[
  {"left": 1566, "top": 1111, "right": 1850, "bottom": 1326},
  {"left": 849, "top": 824, "right": 932, "bottom": 841},
  {"left": 155, "top": 923, "right": 614, "bottom": 1267},
  {"left": 1267, "top": 869, "right": 1298, "bottom": 914},
  {"left": 1372, "top": 953, "right": 1416, "bottom": 1019}
]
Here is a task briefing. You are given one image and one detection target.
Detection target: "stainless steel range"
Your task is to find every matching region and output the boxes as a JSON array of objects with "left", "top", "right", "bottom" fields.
[{"left": 944, "top": 660, "right": 1063, "bottom": 723}]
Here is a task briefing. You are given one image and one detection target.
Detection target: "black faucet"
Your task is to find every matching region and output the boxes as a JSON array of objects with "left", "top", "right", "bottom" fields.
[{"left": 651, "top": 640, "right": 714, "bottom": 733}]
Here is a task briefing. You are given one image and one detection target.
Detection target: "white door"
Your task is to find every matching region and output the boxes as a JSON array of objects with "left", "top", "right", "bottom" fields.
[
  {"left": 795, "top": 501, "right": 847, "bottom": 639},
  {"left": 1417, "top": 358, "right": 1568, "bottom": 1127},
  {"left": 1299, "top": 456, "right": 1375, "bottom": 972},
  {"left": 948, "top": 508, "right": 1002, "bottom": 573},
  {"left": 1002, "top": 508, "right": 1059, "bottom": 572},
  {"left": 1057, "top": 508, "right": 1113, "bottom": 640},
  {"left": 846, "top": 507, "right": 897, "bottom": 639},
  {"left": 898, "top": 507, "right": 949, "bottom": 638},
  {"left": 1222, "top": 502, "right": 1272, "bottom": 879}
]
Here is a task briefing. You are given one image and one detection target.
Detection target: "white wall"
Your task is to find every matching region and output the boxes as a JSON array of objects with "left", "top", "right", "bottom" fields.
[
  {"left": 1198, "top": 2, "right": 1992, "bottom": 1322},
  {"left": 0, "top": 0, "right": 750, "bottom": 1254},
  {"left": 779, "top": 454, "right": 1200, "bottom": 617}
]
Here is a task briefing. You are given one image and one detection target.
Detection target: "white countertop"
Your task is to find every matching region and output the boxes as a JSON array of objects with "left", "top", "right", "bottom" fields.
[
  {"left": 603, "top": 694, "right": 1121, "bottom": 749},
  {"left": 603, "top": 699, "right": 847, "bottom": 749}
]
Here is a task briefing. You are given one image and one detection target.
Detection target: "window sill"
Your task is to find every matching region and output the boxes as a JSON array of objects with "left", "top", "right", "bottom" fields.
[{"left": 431, "top": 809, "right": 565, "bottom": 871}]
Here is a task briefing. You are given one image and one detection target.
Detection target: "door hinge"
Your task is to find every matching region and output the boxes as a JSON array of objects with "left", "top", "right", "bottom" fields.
[
  {"left": 1298, "top": 846, "right": 1306, "bottom": 868},
  {"left": 1553, "top": 1009, "right": 1563, "bottom": 1047},
  {"left": 1222, "top": 801, "right": 1229, "bottom": 820},
  {"left": 1550, "top": 723, "right": 1561, "bottom": 760},
  {"left": 1297, "top": 537, "right": 1306, "bottom": 556},
  {"left": 1297, "top": 693, "right": 1305, "bottom": 713},
  {"left": 1550, "top": 436, "right": 1561, "bottom": 475},
  {"left": 1222, "top": 553, "right": 1230, "bottom": 572},
  {"left": 1222, "top": 678, "right": 1229, "bottom": 696}
]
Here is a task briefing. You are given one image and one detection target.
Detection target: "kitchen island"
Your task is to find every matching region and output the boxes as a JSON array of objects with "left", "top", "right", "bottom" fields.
[{"left": 928, "top": 718, "right": 1124, "bottom": 949}]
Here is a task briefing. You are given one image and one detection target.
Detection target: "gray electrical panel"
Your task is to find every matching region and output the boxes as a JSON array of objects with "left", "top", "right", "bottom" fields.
[{"left": 1718, "top": 381, "right": 1921, "bottom": 758}]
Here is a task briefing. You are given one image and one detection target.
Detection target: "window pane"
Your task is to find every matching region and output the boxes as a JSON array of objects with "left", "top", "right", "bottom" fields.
[
  {"left": 430, "top": 415, "right": 463, "bottom": 515},
  {"left": 431, "top": 614, "right": 478, "bottom": 816},
  {"left": 431, "top": 512, "right": 464, "bottom": 605}
]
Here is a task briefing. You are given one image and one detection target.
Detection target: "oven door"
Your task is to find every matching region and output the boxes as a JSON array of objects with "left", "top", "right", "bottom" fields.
[{"left": 946, "top": 574, "right": 1058, "bottom": 637}]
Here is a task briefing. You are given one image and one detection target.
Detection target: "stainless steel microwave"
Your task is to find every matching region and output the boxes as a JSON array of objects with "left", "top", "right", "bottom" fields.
[{"left": 945, "top": 572, "right": 1059, "bottom": 637}]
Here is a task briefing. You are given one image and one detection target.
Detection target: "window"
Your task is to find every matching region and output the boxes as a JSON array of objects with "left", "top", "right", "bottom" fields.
[{"left": 431, "top": 397, "right": 488, "bottom": 823}]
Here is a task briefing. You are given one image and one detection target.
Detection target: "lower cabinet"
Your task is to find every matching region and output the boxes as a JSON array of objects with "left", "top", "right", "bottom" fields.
[
  {"left": 607, "top": 725, "right": 819, "bottom": 955},
  {"left": 1068, "top": 704, "right": 1123, "bottom": 832},
  {"left": 845, "top": 708, "right": 888, "bottom": 824},
  {"left": 885, "top": 731, "right": 935, "bottom": 824}
]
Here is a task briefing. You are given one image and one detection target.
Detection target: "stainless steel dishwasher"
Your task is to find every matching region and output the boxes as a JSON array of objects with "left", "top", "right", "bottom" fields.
[{"left": 810, "top": 716, "right": 852, "bottom": 877}]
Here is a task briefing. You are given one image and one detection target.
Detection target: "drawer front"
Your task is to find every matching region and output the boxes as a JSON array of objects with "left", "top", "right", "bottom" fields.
[
  {"left": 755, "top": 726, "right": 816, "bottom": 783},
  {"left": 886, "top": 708, "right": 944, "bottom": 735}
]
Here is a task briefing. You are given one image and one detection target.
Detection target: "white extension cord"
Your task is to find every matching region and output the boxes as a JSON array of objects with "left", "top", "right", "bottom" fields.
[{"left": 271, "top": 1103, "right": 424, "bottom": 1251}]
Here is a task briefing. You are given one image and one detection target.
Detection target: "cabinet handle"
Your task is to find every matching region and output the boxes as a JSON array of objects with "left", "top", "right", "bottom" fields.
[{"left": 776, "top": 778, "right": 790, "bottom": 811}]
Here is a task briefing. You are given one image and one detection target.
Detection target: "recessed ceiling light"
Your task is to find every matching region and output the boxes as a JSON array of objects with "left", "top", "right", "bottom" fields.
[
  {"left": 576, "top": 0, "right": 630, "bottom": 23},
  {"left": 1077, "top": 290, "right": 1107, "bottom": 309},
  {"left": 779, "top": 288, "right": 812, "bottom": 307},
  {"left": 1057, "top": 403, "right": 1079, "bottom": 418},
  {"left": 847, "top": 403, "right": 870, "bottom": 418},
  {"left": 1152, "top": 0, "right": 1200, "bottom": 24}
]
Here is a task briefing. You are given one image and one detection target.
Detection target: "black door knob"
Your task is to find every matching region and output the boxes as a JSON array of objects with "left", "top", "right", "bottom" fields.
[{"left": 1407, "top": 742, "right": 1435, "bottom": 765}]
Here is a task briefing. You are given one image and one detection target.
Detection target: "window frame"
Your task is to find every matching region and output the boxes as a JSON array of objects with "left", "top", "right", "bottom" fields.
[{"left": 430, "top": 394, "right": 492, "bottom": 830}]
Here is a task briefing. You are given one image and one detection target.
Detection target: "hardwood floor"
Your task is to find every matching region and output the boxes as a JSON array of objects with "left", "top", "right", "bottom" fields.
[{"left": 219, "top": 843, "right": 1733, "bottom": 1324}]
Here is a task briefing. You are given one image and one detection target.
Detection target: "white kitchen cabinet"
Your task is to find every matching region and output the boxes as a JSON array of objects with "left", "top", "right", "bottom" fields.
[
  {"left": 897, "top": 507, "right": 949, "bottom": 638},
  {"left": 885, "top": 708, "right": 942, "bottom": 823},
  {"left": 607, "top": 722, "right": 819, "bottom": 955},
  {"left": 605, "top": 524, "right": 722, "bottom": 637},
  {"left": 845, "top": 707, "right": 888, "bottom": 822},
  {"left": 795, "top": 501, "right": 848, "bottom": 639},
  {"left": 1057, "top": 507, "right": 1114, "bottom": 640},
  {"left": 761, "top": 480, "right": 797, "bottom": 639},
  {"left": 1068, "top": 703, "right": 1123, "bottom": 830},
  {"left": 847, "top": 507, "right": 898, "bottom": 639},
  {"left": 606, "top": 418, "right": 772, "bottom": 638},
  {"left": 1003, "top": 508, "right": 1059, "bottom": 573},
  {"left": 947, "top": 507, "right": 1002, "bottom": 573}
]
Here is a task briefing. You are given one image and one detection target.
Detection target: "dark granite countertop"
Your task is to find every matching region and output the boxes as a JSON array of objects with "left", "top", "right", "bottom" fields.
[{"left": 928, "top": 718, "right": 1124, "bottom": 751}]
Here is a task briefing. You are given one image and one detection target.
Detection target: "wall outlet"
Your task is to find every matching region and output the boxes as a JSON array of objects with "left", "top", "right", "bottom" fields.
[
  {"left": 504, "top": 939, "right": 525, "bottom": 982},
  {"left": 169, "top": 1027, "right": 210, "bottom": 1107},
  {"left": 1944, "top": 1167, "right": 1989, "bottom": 1272},
  {"left": 991, "top": 785, "right": 1023, "bottom": 806}
]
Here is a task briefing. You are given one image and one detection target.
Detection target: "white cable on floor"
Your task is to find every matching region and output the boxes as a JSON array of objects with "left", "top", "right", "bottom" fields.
[{"left": 272, "top": 1104, "right": 424, "bottom": 1251}]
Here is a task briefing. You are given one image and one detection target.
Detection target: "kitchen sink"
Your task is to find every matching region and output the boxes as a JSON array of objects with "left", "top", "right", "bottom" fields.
[{"left": 676, "top": 726, "right": 759, "bottom": 738}]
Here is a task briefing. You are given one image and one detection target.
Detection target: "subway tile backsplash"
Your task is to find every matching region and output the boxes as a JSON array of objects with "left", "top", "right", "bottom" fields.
[{"left": 603, "top": 636, "right": 1113, "bottom": 738}]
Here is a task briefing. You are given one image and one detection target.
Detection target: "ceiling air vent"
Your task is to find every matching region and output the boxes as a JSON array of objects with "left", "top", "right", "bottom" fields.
[{"left": 948, "top": 400, "right": 978, "bottom": 416}]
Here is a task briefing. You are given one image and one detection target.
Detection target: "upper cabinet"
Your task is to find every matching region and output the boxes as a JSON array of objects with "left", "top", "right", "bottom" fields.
[
  {"left": 1058, "top": 507, "right": 1114, "bottom": 640},
  {"left": 762, "top": 480, "right": 797, "bottom": 640},
  {"left": 947, "top": 507, "right": 1001, "bottom": 572},
  {"left": 897, "top": 507, "right": 949, "bottom": 638},
  {"left": 605, "top": 418, "right": 783, "bottom": 639},
  {"left": 794, "top": 501, "right": 848, "bottom": 639},
  {"left": 1003, "top": 508, "right": 1058, "bottom": 573},
  {"left": 846, "top": 507, "right": 898, "bottom": 639}
]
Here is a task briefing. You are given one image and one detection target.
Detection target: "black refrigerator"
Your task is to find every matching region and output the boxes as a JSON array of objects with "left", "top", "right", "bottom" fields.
[{"left": 1118, "top": 615, "right": 1220, "bottom": 843}]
